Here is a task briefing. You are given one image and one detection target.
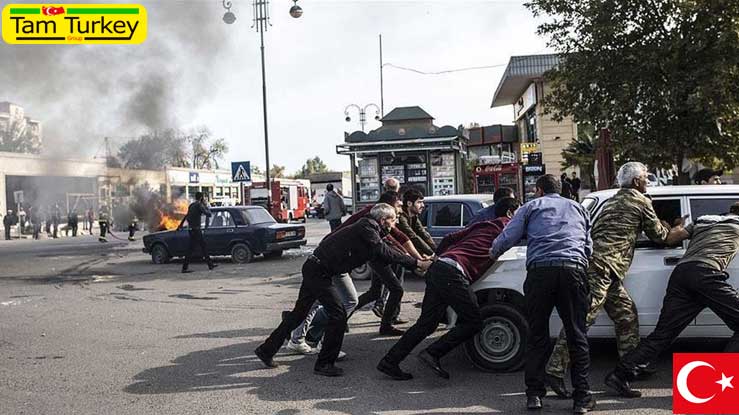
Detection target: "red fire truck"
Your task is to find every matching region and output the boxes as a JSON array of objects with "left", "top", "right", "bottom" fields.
[{"left": 250, "top": 179, "right": 310, "bottom": 223}]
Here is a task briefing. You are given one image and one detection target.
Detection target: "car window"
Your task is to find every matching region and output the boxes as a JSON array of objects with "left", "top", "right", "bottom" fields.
[
  {"left": 420, "top": 207, "right": 429, "bottom": 227},
  {"left": 636, "top": 198, "right": 682, "bottom": 249},
  {"left": 689, "top": 198, "right": 739, "bottom": 221},
  {"left": 431, "top": 203, "right": 462, "bottom": 227},
  {"left": 481, "top": 199, "right": 494, "bottom": 208},
  {"left": 209, "top": 211, "right": 235, "bottom": 227},
  {"left": 581, "top": 197, "right": 598, "bottom": 214},
  {"left": 462, "top": 205, "right": 474, "bottom": 226},
  {"left": 241, "top": 208, "right": 276, "bottom": 225}
]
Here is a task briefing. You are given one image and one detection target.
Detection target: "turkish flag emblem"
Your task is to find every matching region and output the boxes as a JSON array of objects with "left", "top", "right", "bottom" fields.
[{"left": 673, "top": 353, "right": 739, "bottom": 414}]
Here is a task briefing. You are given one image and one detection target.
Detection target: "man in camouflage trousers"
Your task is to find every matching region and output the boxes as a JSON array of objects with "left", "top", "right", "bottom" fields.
[{"left": 544, "top": 162, "right": 689, "bottom": 398}]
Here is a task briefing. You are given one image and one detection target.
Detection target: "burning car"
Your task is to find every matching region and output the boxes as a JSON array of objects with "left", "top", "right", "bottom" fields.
[{"left": 142, "top": 206, "right": 306, "bottom": 264}]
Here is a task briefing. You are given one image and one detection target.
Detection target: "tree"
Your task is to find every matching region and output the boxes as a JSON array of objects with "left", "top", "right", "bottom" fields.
[
  {"left": 188, "top": 127, "right": 229, "bottom": 170},
  {"left": 0, "top": 117, "right": 41, "bottom": 154},
  {"left": 270, "top": 164, "right": 286, "bottom": 178},
  {"left": 526, "top": 0, "right": 739, "bottom": 182},
  {"left": 251, "top": 165, "right": 263, "bottom": 176},
  {"left": 117, "top": 129, "right": 189, "bottom": 170},
  {"left": 561, "top": 124, "right": 597, "bottom": 190},
  {"left": 294, "top": 156, "right": 329, "bottom": 178}
]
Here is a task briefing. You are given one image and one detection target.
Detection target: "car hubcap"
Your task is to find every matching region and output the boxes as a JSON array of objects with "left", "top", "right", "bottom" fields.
[
  {"left": 234, "top": 248, "right": 246, "bottom": 261},
  {"left": 475, "top": 316, "right": 520, "bottom": 364}
]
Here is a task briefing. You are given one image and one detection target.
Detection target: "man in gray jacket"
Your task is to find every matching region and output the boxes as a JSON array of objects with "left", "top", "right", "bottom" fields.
[{"left": 323, "top": 184, "right": 346, "bottom": 231}]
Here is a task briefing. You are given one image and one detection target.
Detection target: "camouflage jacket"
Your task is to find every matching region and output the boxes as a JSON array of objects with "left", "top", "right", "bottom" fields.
[{"left": 589, "top": 188, "right": 669, "bottom": 279}]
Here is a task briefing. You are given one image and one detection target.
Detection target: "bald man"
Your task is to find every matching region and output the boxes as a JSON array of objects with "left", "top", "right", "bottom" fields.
[{"left": 384, "top": 177, "right": 400, "bottom": 193}]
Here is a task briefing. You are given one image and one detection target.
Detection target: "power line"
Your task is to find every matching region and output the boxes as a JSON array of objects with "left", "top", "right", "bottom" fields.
[{"left": 382, "top": 62, "right": 507, "bottom": 75}]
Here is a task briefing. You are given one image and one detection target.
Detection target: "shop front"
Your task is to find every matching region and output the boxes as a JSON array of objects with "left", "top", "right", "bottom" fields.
[{"left": 337, "top": 106, "right": 467, "bottom": 207}]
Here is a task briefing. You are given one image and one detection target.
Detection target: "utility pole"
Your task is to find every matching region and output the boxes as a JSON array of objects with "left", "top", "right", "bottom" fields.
[{"left": 379, "top": 34, "right": 385, "bottom": 117}]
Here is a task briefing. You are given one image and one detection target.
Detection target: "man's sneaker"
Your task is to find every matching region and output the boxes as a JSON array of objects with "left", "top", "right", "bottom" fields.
[
  {"left": 377, "top": 358, "right": 413, "bottom": 380},
  {"left": 372, "top": 304, "right": 384, "bottom": 318},
  {"left": 285, "top": 340, "right": 315, "bottom": 355},
  {"left": 314, "top": 364, "right": 344, "bottom": 377},
  {"left": 254, "top": 346, "right": 278, "bottom": 368}
]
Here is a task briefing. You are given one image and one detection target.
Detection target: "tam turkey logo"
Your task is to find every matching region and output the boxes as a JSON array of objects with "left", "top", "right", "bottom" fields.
[
  {"left": 673, "top": 353, "right": 739, "bottom": 414},
  {"left": 41, "top": 6, "right": 65, "bottom": 15}
]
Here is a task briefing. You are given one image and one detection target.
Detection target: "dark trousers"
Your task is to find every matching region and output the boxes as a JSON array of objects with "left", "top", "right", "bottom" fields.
[
  {"left": 99, "top": 221, "right": 108, "bottom": 238},
  {"left": 33, "top": 224, "right": 40, "bottom": 240},
  {"left": 376, "top": 267, "right": 405, "bottom": 319},
  {"left": 385, "top": 261, "right": 482, "bottom": 364},
  {"left": 182, "top": 228, "right": 212, "bottom": 269},
  {"left": 260, "top": 259, "right": 347, "bottom": 367},
  {"left": 72, "top": 225, "right": 77, "bottom": 237},
  {"left": 617, "top": 262, "right": 739, "bottom": 379},
  {"left": 52, "top": 222, "right": 58, "bottom": 238},
  {"left": 356, "top": 262, "right": 404, "bottom": 329},
  {"left": 328, "top": 219, "right": 342, "bottom": 232},
  {"left": 524, "top": 265, "right": 591, "bottom": 402},
  {"left": 4, "top": 226, "right": 10, "bottom": 240}
]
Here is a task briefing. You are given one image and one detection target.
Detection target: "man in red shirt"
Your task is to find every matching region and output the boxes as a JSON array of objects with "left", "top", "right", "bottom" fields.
[{"left": 378, "top": 197, "right": 520, "bottom": 380}]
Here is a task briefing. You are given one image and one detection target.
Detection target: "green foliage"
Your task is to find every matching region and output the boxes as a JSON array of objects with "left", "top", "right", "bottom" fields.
[
  {"left": 117, "top": 126, "right": 227, "bottom": 170},
  {"left": 270, "top": 164, "right": 286, "bottom": 178},
  {"left": 294, "top": 156, "right": 329, "bottom": 178},
  {"left": 526, "top": 0, "right": 739, "bottom": 170}
]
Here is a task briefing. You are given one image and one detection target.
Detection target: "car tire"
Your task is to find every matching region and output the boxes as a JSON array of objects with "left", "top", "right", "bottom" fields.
[
  {"left": 231, "top": 243, "right": 254, "bottom": 264},
  {"left": 263, "top": 250, "right": 283, "bottom": 259},
  {"left": 151, "top": 244, "right": 170, "bottom": 264},
  {"left": 350, "top": 263, "right": 372, "bottom": 281},
  {"left": 464, "top": 303, "right": 528, "bottom": 373}
]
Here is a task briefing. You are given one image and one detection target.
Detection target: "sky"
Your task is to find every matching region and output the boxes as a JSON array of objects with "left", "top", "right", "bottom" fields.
[{"left": 1, "top": 0, "right": 552, "bottom": 173}]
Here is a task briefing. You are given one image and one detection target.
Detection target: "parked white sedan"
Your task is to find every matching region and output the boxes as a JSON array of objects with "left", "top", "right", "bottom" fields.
[{"left": 460, "top": 185, "right": 739, "bottom": 372}]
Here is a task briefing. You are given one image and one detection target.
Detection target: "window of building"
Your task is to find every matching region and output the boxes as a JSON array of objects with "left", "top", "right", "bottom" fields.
[
  {"left": 523, "top": 108, "right": 537, "bottom": 143},
  {"left": 469, "top": 146, "right": 491, "bottom": 159}
]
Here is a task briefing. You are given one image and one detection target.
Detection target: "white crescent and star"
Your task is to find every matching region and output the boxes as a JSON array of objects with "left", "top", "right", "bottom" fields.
[{"left": 676, "top": 361, "right": 735, "bottom": 404}]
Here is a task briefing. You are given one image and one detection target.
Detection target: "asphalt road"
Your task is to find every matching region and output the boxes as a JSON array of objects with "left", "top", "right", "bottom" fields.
[{"left": 0, "top": 218, "right": 713, "bottom": 414}]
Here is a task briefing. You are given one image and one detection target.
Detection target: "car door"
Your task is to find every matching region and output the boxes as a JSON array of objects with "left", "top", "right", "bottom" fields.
[
  {"left": 427, "top": 202, "right": 464, "bottom": 245},
  {"left": 687, "top": 196, "right": 739, "bottom": 331},
  {"left": 595, "top": 196, "right": 687, "bottom": 331},
  {"left": 203, "top": 210, "right": 236, "bottom": 255}
]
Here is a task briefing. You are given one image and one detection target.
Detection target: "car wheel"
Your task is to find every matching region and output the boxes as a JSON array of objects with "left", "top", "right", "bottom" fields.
[
  {"left": 465, "top": 303, "right": 528, "bottom": 372},
  {"left": 350, "top": 263, "right": 372, "bottom": 281},
  {"left": 151, "top": 244, "right": 170, "bottom": 264},
  {"left": 263, "top": 250, "right": 283, "bottom": 259},
  {"left": 231, "top": 243, "right": 254, "bottom": 264}
]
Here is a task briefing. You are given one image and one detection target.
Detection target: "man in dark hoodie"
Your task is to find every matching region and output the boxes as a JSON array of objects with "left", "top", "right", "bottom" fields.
[
  {"left": 322, "top": 184, "right": 346, "bottom": 231},
  {"left": 256, "top": 203, "right": 432, "bottom": 377}
]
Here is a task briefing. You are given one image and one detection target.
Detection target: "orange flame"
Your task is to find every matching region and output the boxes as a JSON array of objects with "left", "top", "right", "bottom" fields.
[{"left": 156, "top": 199, "right": 190, "bottom": 231}]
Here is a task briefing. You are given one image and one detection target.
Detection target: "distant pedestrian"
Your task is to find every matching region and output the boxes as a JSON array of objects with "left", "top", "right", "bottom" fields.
[
  {"left": 87, "top": 208, "right": 95, "bottom": 235},
  {"left": 322, "top": 184, "right": 346, "bottom": 232},
  {"left": 30, "top": 208, "right": 41, "bottom": 240},
  {"left": 98, "top": 205, "right": 110, "bottom": 242},
  {"left": 570, "top": 172, "right": 582, "bottom": 202},
  {"left": 3, "top": 210, "right": 15, "bottom": 240},
  {"left": 178, "top": 192, "right": 216, "bottom": 273},
  {"left": 67, "top": 211, "right": 78, "bottom": 237},
  {"left": 128, "top": 215, "right": 138, "bottom": 241},
  {"left": 18, "top": 207, "right": 26, "bottom": 235},
  {"left": 51, "top": 204, "right": 61, "bottom": 239},
  {"left": 560, "top": 173, "right": 574, "bottom": 200}
]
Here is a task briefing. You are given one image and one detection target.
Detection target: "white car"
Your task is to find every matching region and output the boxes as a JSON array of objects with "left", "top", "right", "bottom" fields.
[{"left": 459, "top": 185, "right": 739, "bottom": 372}]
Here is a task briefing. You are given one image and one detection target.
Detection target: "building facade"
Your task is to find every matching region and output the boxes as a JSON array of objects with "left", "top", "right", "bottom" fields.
[
  {"left": 0, "top": 102, "right": 42, "bottom": 153},
  {"left": 491, "top": 54, "right": 578, "bottom": 180}
]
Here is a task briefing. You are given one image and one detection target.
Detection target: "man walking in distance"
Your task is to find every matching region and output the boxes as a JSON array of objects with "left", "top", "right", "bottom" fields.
[
  {"left": 605, "top": 202, "right": 739, "bottom": 397},
  {"left": 398, "top": 189, "right": 436, "bottom": 258},
  {"left": 322, "top": 184, "right": 346, "bottom": 231},
  {"left": 177, "top": 192, "right": 217, "bottom": 273},
  {"left": 98, "top": 205, "right": 110, "bottom": 243},
  {"left": 490, "top": 174, "right": 595, "bottom": 413},
  {"left": 570, "top": 172, "right": 582, "bottom": 202},
  {"left": 378, "top": 197, "right": 520, "bottom": 381},
  {"left": 544, "top": 162, "right": 688, "bottom": 398},
  {"left": 255, "top": 203, "right": 432, "bottom": 376}
]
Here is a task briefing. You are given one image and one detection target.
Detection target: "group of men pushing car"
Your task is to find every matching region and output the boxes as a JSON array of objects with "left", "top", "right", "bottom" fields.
[{"left": 240, "top": 161, "right": 739, "bottom": 414}]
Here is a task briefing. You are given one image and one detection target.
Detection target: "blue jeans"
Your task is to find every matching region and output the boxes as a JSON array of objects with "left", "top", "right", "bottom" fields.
[{"left": 291, "top": 274, "right": 358, "bottom": 344}]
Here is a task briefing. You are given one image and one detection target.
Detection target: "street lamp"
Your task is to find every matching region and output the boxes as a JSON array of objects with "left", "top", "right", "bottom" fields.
[
  {"left": 221, "top": 0, "right": 302, "bottom": 209},
  {"left": 344, "top": 103, "right": 381, "bottom": 132}
]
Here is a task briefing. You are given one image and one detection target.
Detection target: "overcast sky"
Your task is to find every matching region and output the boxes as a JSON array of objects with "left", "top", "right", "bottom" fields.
[{"left": 1, "top": 0, "right": 551, "bottom": 173}]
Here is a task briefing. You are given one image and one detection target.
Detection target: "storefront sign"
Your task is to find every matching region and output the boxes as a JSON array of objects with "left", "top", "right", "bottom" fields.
[
  {"left": 515, "top": 83, "right": 537, "bottom": 120},
  {"left": 188, "top": 172, "right": 199, "bottom": 184}
]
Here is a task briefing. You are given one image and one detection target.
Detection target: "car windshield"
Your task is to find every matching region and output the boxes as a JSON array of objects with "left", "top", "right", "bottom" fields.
[{"left": 241, "top": 208, "right": 276, "bottom": 224}]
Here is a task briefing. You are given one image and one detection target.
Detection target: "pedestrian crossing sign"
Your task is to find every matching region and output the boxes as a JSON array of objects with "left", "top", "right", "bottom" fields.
[{"left": 231, "top": 161, "right": 252, "bottom": 184}]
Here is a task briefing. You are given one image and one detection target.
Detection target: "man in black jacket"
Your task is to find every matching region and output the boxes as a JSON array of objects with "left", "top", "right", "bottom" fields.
[
  {"left": 255, "top": 203, "right": 432, "bottom": 377},
  {"left": 178, "top": 192, "right": 216, "bottom": 273}
]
